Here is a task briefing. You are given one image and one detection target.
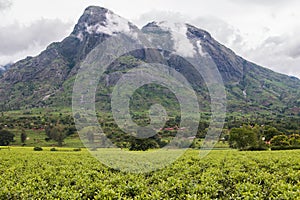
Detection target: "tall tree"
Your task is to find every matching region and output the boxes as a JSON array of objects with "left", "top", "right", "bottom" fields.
[
  {"left": 21, "top": 129, "right": 27, "bottom": 144},
  {"left": 0, "top": 130, "right": 15, "bottom": 146},
  {"left": 229, "top": 126, "right": 257, "bottom": 150},
  {"left": 45, "top": 124, "right": 66, "bottom": 146}
]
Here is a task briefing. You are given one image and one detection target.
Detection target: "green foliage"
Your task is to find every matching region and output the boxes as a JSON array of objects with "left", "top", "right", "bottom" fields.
[
  {"left": 45, "top": 124, "right": 67, "bottom": 147},
  {"left": 0, "top": 148, "right": 300, "bottom": 199},
  {"left": 129, "top": 138, "right": 159, "bottom": 151},
  {"left": 33, "top": 147, "right": 43, "bottom": 151},
  {"left": 20, "top": 129, "right": 27, "bottom": 144},
  {"left": 0, "top": 108, "right": 299, "bottom": 151},
  {"left": 50, "top": 147, "right": 58, "bottom": 151},
  {"left": 0, "top": 129, "right": 14, "bottom": 146},
  {"left": 288, "top": 134, "right": 300, "bottom": 146},
  {"left": 229, "top": 126, "right": 258, "bottom": 150},
  {"left": 264, "top": 127, "right": 281, "bottom": 141},
  {"left": 270, "top": 135, "right": 289, "bottom": 146},
  {"left": 271, "top": 146, "right": 300, "bottom": 150},
  {"left": 270, "top": 134, "right": 300, "bottom": 150},
  {"left": 229, "top": 125, "right": 274, "bottom": 151}
]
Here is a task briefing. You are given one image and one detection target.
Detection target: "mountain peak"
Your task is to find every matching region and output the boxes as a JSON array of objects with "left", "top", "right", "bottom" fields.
[
  {"left": 142, "top": 21, "right": 208, "bottom": 58},
  {"left": 72, "top": 6, "right": 134, "bottom": 38},
  {"left": 80, "top": 6, "right": 109, "bottom": 25},
  {"left": 1, "top": 5, "right": 299, "bottom": 116},
  {"left": 84, "top": 6, "right": 108, "bottom": 14},
  {"left": 186, "top": 24, "right": 212, "bottom": 40},
  {"left": 142, "top": 21, "right": 211, "bottom": 38}
]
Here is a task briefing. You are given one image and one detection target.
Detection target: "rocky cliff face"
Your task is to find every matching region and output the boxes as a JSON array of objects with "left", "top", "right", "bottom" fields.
[{"left": 0, "top": 6, "right": 299, "bottom": 116}]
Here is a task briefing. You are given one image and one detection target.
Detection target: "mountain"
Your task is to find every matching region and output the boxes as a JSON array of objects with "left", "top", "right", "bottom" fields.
[
  {"left": 0, "top": 6, "right": 299, "bottom": 121},
  {"left": 0, "top": 63, "right": 12, "bottom": 76},
  {"left": 0, "top": 66, "right": 4, "bottom": 75}
]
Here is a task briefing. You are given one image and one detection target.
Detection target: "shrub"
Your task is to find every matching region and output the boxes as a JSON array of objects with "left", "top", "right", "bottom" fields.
[
  {"left": 229, "top": 126, "right": 257, "bottom": 150},
  {"left": 243, "top": 146, "right": 269, "bottom": 151},
  {"left": 73, "top": 148, "right": 81, "bottom": 151},
  {"left": 271, "top": 146, "right": 300, "bottom": 150},
  {"left": 270, "top": 135, "right": 289, "bottom": 146},
  {"left": 288, "top": 134, "right": 300, "bottom": 146},
  {"left": 129, "top": 139, "right": 159, "bottom": 151},
  {"left": 0, "top": 130, "right": 15, "bottom": 146},
  {"left": 33, "top": 147, "right": 43, "bottom": 151},
  {"left": 50, "top": 148, "right": 58, "bottom": 151}
]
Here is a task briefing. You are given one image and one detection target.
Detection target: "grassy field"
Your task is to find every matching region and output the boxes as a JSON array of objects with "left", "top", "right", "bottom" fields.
[
  {"left": 8, "top": 128, "right": 85, "bottom": 148},
  {"left": 0, "top": 147, "right": 299, "bottom": 199}
]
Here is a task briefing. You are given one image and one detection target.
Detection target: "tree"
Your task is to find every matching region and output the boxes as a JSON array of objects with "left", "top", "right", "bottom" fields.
[
  {"left": 0, "top": 130, "right": 15, "bottom": 146},
  {"left": 21, "top": 129, "right": 27, "bottom": 144},
  {"left": 229, "top": 126, "right": 257, "bottom": 150},
  {"left": 129, "top": 138, "right": 159, "bottom": 151},
  {"left": 289, "top": 134, "right": 300, "bottom": 146},
  {"left": 45, "top": 124, "right": 66, "bottom": 146},
  {"left": 270, "top": 135, "right": 289, "bottom": 146},
  {"left": 87, "top": 131, "right": 94, "bottom": 144},
  {"left": 264, "top": 127, "right": 281, "bottom": 141},
  {"left": 81, "top": 126, "right": 98, "bottom": 150}
]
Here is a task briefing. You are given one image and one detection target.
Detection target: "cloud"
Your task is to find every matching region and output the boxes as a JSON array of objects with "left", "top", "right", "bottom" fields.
[
  {"left": 228, "top": 0, "right": 296, "bottom": 6},
  {"left": 0, "top": 0, "right": 11, "bottom": 11},
  {"left": 0, "top": 18, "right": 72, "bottom": 58},
  {"left": 134, "top": 10, "right": 187, "bottom": 27},
  {"left": 1, "top": 7, "right": 299, "bottom": 78},
  {"left": 240, "top": 30, "right": 300, "bottom": 77},
  {"left": 135, "top": 10, "right": 243, "bottom": 44},
  {"left": 135, "top": 10, "right": 245, "bottom": 53},
  {"left": 288, "top": 44, "right": 300, "bottom": 59},
  {"left": 285, "top": 34, "right": 300, "bottom": 59},
  {"left": 190, "top": 17, "right": 244, "bottom": 48},
  {"left": 134, "top": 9, "right": 300, "bottom": 78},
  {"left": 0, "top": 44, "right": 51, "bottom": 65}
]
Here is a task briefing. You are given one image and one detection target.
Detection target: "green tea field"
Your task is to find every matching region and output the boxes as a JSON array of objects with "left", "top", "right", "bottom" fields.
[{"left": 0, "top": 148, "right": 299, "bottom": 199}]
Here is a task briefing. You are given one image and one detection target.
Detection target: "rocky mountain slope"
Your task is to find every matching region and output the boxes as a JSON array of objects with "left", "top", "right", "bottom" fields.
[
  {"left": 0, "top": 63, "right": 12, "bottom": 76},
  {"left": 0, "top": 6, "right": 299, "bottom": 119}
]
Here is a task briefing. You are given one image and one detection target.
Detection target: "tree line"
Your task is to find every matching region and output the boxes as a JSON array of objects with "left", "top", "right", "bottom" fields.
[{"left": 229, "top": 125, "right": 300, "bottom": 150}]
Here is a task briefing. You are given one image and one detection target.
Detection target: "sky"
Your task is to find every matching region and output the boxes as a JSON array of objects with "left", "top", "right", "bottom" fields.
[{"left": 0, "top": 0, "right": 300, "bottom": 78}]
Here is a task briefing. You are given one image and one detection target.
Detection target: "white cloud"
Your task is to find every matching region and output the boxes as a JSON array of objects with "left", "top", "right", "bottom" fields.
[
  {"left": 135, "top": 10, "right": 244, "bottom": 47},
  {"left": 242, "top": 30, "right": 300, "bottom": 78},
  {"left": 135, "top": 9, "right": 300, "bottom": 78},
  {"left": 229, "top": 0, "right": 296, "bottom": 6},
  {"left": 157, "top": 21, "right": 195, "bottom": 57},
  {"left": 196, "top": 40, "right": 208, "bottom": 57},
  {"left": 85, "top": 11, "right": 130, "bottom": 35},
  {"left": 0, "top": 0, "right": 11, "bottom": 11},
  {"left": 0, "top": 18, "right": 72, "bottom": 63},
  {"left": 0, "top": 44, "right": 43, "bottom": 65}
]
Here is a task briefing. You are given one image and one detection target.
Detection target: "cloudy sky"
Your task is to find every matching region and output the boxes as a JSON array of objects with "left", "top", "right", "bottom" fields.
[{"left": 0, "top": 0, "right": 300, "bottom": 78}]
